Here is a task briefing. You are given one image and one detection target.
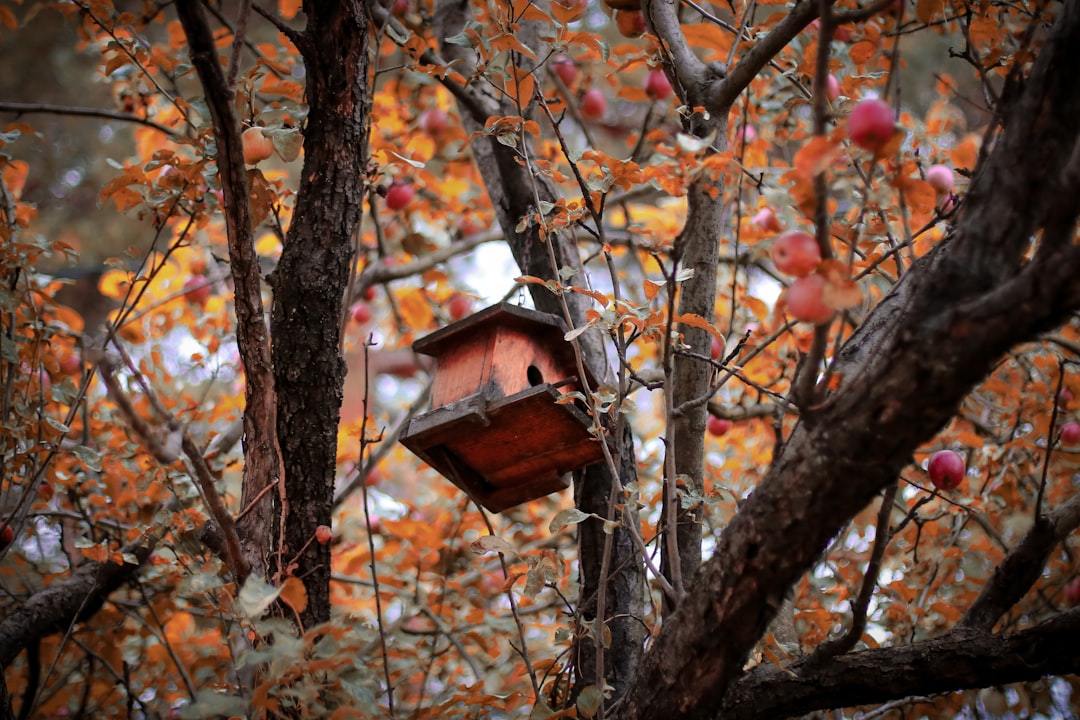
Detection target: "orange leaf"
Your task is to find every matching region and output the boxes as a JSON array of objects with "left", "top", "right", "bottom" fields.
[
  {"left": 279, "top": 576, "right": 308, "bottom": 614},
  {"left": 820, "top": 261, "right": 863, "bottom": 310},
  {"left": 915, "top": 0, "right": 943, "bottom": 24},
  {"left": 794, "top": 136, "right": 843, "bottom": 180}
]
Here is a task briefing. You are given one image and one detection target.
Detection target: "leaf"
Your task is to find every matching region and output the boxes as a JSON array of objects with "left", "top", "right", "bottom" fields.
[
  {"left": 263, "top": 126, "right": 303, "bottom": 162},
  {"left": 576, "top": 685, "right": 603, "bottom": 718},
  {"left": 237, "top": 576, "right": 284, "bottom": 619},
  {"left": 73, "top": 445, "right": 103, "bottom": 472},
  {"left": 915, "top": 0, "right": 943, "bottom": 23},
  {"left": 794, "top": 136, "right": 843, "bottom": 180},
  {"left": 549, "top": 508, "right": 590, "bottom": 533},
  {"left": 278, "top": 576, "right": 308, "bottom": 614},
  {"left": 471, "top": 535, "right": 517, "bottom": 556}
]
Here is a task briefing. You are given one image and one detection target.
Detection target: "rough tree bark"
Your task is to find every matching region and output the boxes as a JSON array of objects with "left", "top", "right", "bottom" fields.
[
  {"left": 615, "top": 3, "right": 1080, "bottom": 718},
  {"left": 268, "top": 3, "right": 371, "bottom": 629},
  {"left": 432, "top": 0, "right": 646, "bottom": 699}
]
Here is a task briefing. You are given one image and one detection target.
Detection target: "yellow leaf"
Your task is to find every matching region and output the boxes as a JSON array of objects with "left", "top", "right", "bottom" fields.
[
  {"left": 643, "top": 279, "right": 661, "bottom": 300},
  {"left": 398, "top": 288, "right": 434, "bottom": 331}
]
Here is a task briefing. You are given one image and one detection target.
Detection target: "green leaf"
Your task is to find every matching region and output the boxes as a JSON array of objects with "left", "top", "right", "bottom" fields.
[
  {"left": 548, "top": 507, "right": 590, "bottom": 533},
  {"left": 236, "top": 575, "right": 283, "bottom": 619},
  {"left": 576, "top": 685, "right": 603, "bottom": 718},
  {"left": 72, "top": 445, "right": 102, "bottom": 472}
]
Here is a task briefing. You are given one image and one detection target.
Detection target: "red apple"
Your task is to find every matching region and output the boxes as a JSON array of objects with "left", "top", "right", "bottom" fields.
[
  {"left": 710, "top": 336, "right": 723, "bottom": 360},
  {"left": 848, "top": 99, "right": 896, "bottom": 153},
  {"left": 925, "top": 164, "right": 954, "bottom": 194},
  {"left": 615, "top": 9, "right": 646, "bottom": 38},
  {"left": 1066, "top": 578, "right": 1080, "bottom": 605},
  {"left": 707, "top": 415, "right": 731, "bottom": 437},
  {"left": 772, "top": 231, "right": 822, "bottom": 278},
  {"left": 825, "top": 74, "right": 841, "bottom": 102},
  {"left": 580, "top": 88, "right": 607, "bottom": 121},
  {"left": 928, "top": 450, "right": 965, "bottom": 491},
  {"left": 385, "top": 183, "right": 414, "bottom": 210},
  {"left": 419, "top": 108, "right": 449, "bottom": 137},
  {"left": 57, "top": 352, "right": 81, "bottom": 376},
  {"left": 644, "top": 70, "right": 672, "bottom": 100},
  {"left": 391, "top": 0, "right": 409, "bottom": 16},
  {"left": 752, "top": 208, "right": 784, "bottom": 233},
  {"left": 315, "top": 525, "right": 332, "bottom": 545},
  {"left": 786, "top": 274, "right": 835, "bottom": 325},
  {"left": 351, "top": 302, "right": 373, "bottom": 324},
  {"left": 183, "top": 276, "right": 211, "bottom": 306},
  {"left": 552, "top": 56, "right": 578, "bottom": 86},
  {"left": 1059, "top": 388, "right": 1074, "bottom": 407},
  {"left": 834, "top": 25, "right": 853, "bottom": 42},
  {"left": 242, "top": 127, "right": 274, "bottom": 165},
  {"left": 1060, "top": 421, "right": 1080, "bottom": 445},
  {"left": 0, "top": 524, "right": 13, "bottom": 550},
  {"left": 448, "top": 294, "right": 472, "bottom": 321}
]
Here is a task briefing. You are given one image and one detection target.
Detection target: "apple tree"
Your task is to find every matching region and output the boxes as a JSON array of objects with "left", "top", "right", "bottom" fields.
[{"left": 1, "top": 0, "right": 1080, "bottom": 718}]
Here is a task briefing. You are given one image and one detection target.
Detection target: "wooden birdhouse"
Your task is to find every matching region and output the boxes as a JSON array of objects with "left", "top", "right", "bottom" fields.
[{"left": 400, "top": 303, "right": 605, "bottom": 512}]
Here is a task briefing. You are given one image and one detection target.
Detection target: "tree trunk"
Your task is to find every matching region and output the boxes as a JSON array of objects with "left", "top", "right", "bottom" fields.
[{"left": 270, "top": 4, "right": 371, "bottom": 629}]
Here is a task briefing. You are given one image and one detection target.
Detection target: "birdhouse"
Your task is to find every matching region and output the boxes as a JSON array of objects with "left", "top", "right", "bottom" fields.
[{"left": 400, "top": 303, "right": 605, "bottom": 512}]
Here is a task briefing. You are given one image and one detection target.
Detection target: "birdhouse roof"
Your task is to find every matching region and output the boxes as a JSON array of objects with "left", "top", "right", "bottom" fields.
[{"left": 413, "top": 302, "right": 572, "bottom": 359}]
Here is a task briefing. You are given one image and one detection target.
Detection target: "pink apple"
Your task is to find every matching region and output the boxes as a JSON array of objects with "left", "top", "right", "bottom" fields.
[
  {"left": 825, "top": 74, "right": 841, "bottom": 102},
  {"left": 183, "top": 276, "right": 211, "bottom": 306},
  {"left": 351, "top": 302, "right": 373, "bottom": 324},
  {"left": 315, "top": 525, "right": 332, "bottom": 545},
  {"left": 848, "top": 98, "right": 896, "bottom": 153},
  {"left": 448, "top": 294, "right": 472, "bottom": 321},
  {"left": 644, "top": 70, "right": 672, "bottom": 100},
  {"left": 419, "top": 108, "right": 449, "bottom": 137},
  {"left": 1066, "top": 578, "right": 1080, "bottom": 605},
  {"left": 710, "top": 336, "right": 723, "bottom": 360},
  {"left": 580, "top": 88, "right": 607, "bottom": 121},
  {"left": 1060, "top": 388, "right": 1074, "bottom": 407},
  {"left": 552, "top": 56, "right": 578, "bottom": 86},
  {"left": 925, "top": 164, "right": 954, "bottom": 194},
  {"left": 385, "top": 183, "right": 414, "bottom": 210},
  {"left": 786, "top": 274, "right": 835, "bottom": 325},
  {"left": 1060, "top": 421, "right": 1080, "bottom": 445},
  {"left": 928, "top": 450, "right": 965, "bottom": 491},
  {"left": 707, "top": 415, "right": 731, "bottom": 437},
  {"left": 771, "top": 231, "right": 822, "bottom": 277},
  {"left": 752, "top": 208, "right": 784, "bottom": 233}
]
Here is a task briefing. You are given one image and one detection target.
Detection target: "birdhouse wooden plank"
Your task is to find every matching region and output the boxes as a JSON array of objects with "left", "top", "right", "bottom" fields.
[{"left": 400, "top": 303, "right": 605, "bottom": 512}]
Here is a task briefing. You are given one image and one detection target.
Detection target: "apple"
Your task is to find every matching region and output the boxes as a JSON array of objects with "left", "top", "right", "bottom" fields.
[
  {"left": 771, "top": 231, "right": 821, "bottom": 278},
  {"left": 786, "top": 274, "right": 835, "bottom": 325},
  {"left": 825, "top": 74, "right": 841, "bottom": 102},
  {"left": 351, "top": 302, "right": 373, "bottom": 324},
  {"left": 847, "top": 99, "right": 896, "bottom": 153},
  {"left": 364, "top": 286, "right": 377, "bottom": 301},
  {"left": 315, "top": 525, "right": 332, "bottom": 545},
  {"left": 183, "top": 276, "right": 211, "bottom": 306},
  {"left": 552, "top": 56, "right": 578, "bottom": 86},
  {"left": 242, "top": 127, "right": 274, "bottom": 166},
  {"left": 391, "top": 0, "right": 409, "bottom": 15},
  {"left": 928, "top": 449, "right": 965, "bottom": 491},
  {"left": 1066, "top": 578, "right": 1080, "bottom": 605},
  {"left": 752, "top": 208, "right": 784, "bottom": 233},
  {"left": 1059, "top": 388, "right": 1074, "bottom": 407},
  {"left": 385, "top": 183, "right": 414, "bottom": 210},
  {"left": 419, "top": 108, "right": 449, "bottom": 137},
  {"left": 38, "top": 482, "right": 55, "bottom": 502},
  {"left": 448, "top": 294, "right": 472, "bottom": 321},
  {"left": 738, "top": 125, "right": 757, "bottom": 144},
  {"left": 707, "top": 415, "right": 731, "bottom": 437},
  {"left": 834, "top": 25, "right": 853, "bottom": 42},
  {"left": 58, "top": 351, "right": 81, "bottom": 376},
  {"left": 710, "top": 336, "right": 723, "bottom": 360},
  {"left": 1060, "top": 421, "right": 1080, "bottom": 445},
  {"left": 0, "top": 524, "right": 13, "bottom": 550},
  {"left": 644, "top": 70, "right": 672, "bottom": 100},
  {"left": 615, "top": 9, "right": 646, "bottom": 37},
  {"left": 925, "top": 164, "right": 954, "bottom": 194},
  {"left": 581, "top": 88, "right": 607, "bottom": 121}
]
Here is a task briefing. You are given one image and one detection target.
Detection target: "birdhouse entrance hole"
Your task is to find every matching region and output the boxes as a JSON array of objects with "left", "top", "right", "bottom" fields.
[{"left": 400, "top": 303, "right": 606, "bottom": 512}]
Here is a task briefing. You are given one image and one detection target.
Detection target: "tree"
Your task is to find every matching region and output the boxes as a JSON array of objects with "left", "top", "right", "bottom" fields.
[{"left": 1, "top": 0, "right": 1079, "bottom": 718}]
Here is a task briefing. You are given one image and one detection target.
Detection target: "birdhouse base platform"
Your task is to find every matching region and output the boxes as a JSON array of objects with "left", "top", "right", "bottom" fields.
[{"left": 401, "top": 383, "right": 603, "bottom": 512}]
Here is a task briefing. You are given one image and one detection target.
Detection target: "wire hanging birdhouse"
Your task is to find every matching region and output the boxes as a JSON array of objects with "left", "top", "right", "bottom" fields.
[{"left": 400, "top": 303, "right": 604, "bottom": 512}]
